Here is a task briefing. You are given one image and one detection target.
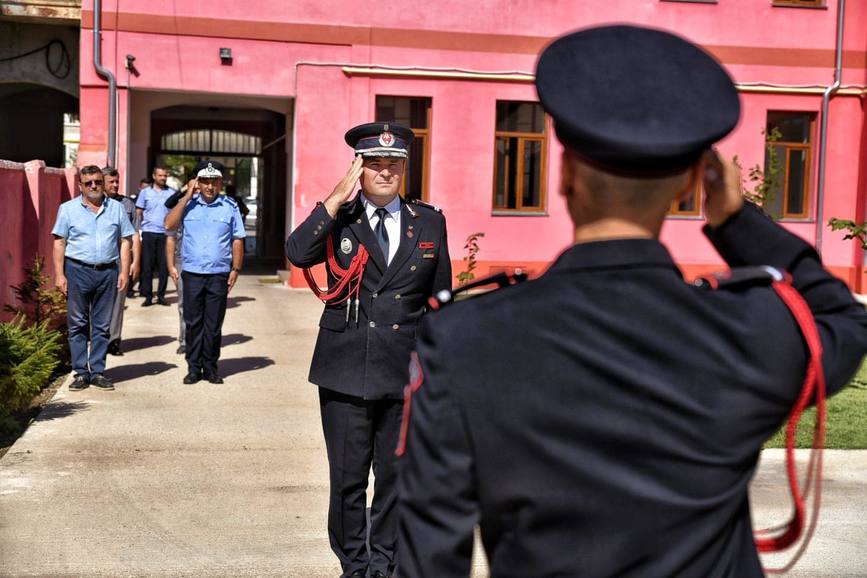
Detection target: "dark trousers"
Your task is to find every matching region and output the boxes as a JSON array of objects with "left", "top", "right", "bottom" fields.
[
  {"left": 140, "top": 232, "right": 168, "bottom": 300},
  {"left": 65, "top": 259, "right": 117, "bottom": 378},
  {"left": 319, "top": 388, "right": 403, "bottom": 577},
  {"left": 182, "top": 271, "right": 228, "bottom": 376}
]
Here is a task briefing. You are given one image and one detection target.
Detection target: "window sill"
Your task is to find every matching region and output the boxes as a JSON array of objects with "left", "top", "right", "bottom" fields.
[
  {"left": 666, "top": 214, "right": 705, "bottom": 221},
  {"left": 492, "top": 210, "right": 549, "bottom": 217},
  {"left": 771, "top": 2, "right": 828, "bottom": 9}
]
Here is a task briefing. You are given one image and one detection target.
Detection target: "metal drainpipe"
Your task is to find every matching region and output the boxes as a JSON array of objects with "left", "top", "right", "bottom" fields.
[
  {"left": 92, "top": 0, "right": 117, "bottom": 168},
  {"left": 815, "top": 0, "right": 846, "bottom": 253}
]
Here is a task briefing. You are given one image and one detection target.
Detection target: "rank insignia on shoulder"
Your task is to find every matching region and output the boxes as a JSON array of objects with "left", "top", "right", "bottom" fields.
[
  {"left": 428, "top": 269, "right": 528, "bottom": 311},
  {"left": 694, "top": 265, "right": 790, "bottom": 291},
  {"left": 411, "top": 199, "right": 443, "bottom": 213}
]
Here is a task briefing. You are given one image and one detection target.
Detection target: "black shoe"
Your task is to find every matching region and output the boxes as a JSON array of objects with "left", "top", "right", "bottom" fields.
[
  {"left": 346, "top": 570, "right": 367, "bottom": 578},
  {"left": 142, "top": 299, "right": 153, "bottom": 307},
  {"left": 176, "top": 344, "right": 186, "bottom": 355},
  {"left": 69, "top": 375, "right": 89, "bottom": 391},
  {"left": 90, "top": 374, "right": 115, "bottom": 391},
  {"left": 205, "top": 374, "right": 224, "bottom": 384},
  {"left": 107, "top": 339, "right": 123, "bottom": 356},
  {"left": 183, "top": 372, "right": 202, "bottom": 384},
  {"left": 370, "top": 572, "right": 389, "bottom": 578},
  {"left": 157, "top": 297, "right": 169, "bottom": 306}
]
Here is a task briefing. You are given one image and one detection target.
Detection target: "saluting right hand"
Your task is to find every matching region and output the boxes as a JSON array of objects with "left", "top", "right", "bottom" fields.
[
  {"left": 702, "top": 150, "right": 744, "bottom": 229},
  {"left": 323, "top": 156, "right": 364, "bottom": 218},
  {"left": 185, "top": 179, "right": 197, "bottom": 197}
]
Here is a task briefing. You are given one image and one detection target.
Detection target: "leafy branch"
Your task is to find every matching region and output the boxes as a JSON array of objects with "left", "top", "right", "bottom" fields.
[{"left": 456, "top": 232, "right": 485, "bottom": 285}]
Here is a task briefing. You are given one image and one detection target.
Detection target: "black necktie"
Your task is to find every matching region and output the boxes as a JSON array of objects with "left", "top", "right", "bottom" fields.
[{"left": 373, "top": 207, "right": 390, "bottom": 262}]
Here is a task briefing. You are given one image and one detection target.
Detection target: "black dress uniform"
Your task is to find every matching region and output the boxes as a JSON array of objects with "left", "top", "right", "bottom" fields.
[
  {"left": 397, "top": 26, "right": 867, "bottom": 578},
  {"left": 286, "top": 122, "right": 451, "bottom": 578}
]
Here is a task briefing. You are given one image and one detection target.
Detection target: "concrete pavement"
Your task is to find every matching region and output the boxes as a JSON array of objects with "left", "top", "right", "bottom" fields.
[{"left": 1, "top": 273, "right": 865, "bottom": 577}]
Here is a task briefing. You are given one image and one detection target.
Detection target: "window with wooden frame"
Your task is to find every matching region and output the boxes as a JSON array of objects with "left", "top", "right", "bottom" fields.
[
  {"left": 764, "top": 112, "right": 815, "bottom": 219},
  {"left": 375, "top": 96, "right": 431, "bottom": 202},
  {"left": 669, "top": 181, "right": 702, "bottom": 217},
  {"left": 772, "top": 0, "right": 825, "bottom": 7},
  {"left": 493, "top": 101, "right": 547, "bottom": 213}
]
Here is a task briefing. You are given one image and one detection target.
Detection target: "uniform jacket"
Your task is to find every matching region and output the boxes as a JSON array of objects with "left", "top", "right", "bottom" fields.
[
  {"left": 286, "top": 195, "right": 451, "bottom": 399},
  {"left": 398, "top": 203, "right": 867, "bottom": 577}
]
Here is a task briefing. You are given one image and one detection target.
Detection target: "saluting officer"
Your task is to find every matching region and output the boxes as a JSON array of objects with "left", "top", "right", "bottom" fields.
[
  {"left": 286, "top": 122, "right": 451, "bottom": 578},
  {"left": 164, "top": 160, "right": 245, "bottom": 385},
  {"left": 397, "top": 25, "right": 867, "bottom": 577}
]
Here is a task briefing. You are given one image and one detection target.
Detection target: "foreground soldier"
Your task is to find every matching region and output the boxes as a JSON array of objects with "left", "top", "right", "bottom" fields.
[
  {"left": 286, "top": 122, "right": 451, "bottom": 578},
  {"left": 397, "top": 25, "right": 867, "bottom": 577}
]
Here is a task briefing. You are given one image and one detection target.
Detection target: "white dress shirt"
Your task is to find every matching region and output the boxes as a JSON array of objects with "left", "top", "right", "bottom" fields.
[{"left": 363, "top": 194, "right": 402, "bottom": 265}]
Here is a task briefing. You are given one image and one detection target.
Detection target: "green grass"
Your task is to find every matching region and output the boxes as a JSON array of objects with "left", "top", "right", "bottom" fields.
[{"left": 766, "top": 357, "right": 867, "bottom": 449}]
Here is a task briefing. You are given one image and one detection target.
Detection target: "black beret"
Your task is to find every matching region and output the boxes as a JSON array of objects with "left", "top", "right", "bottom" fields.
[
  {"left": 535, "top": 25, "right": 740, "bottom": 176},
  {"left": 191, "top": 159, "right": 225, "bottom": 179},
  {"left": 345, "top": 122, "right": 414, "bottom": 158}
]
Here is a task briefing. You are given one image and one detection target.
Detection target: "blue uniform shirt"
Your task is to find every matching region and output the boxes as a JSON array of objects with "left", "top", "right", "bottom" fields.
[
  {"left": 180, "top": 194, "right": 246, "bottom": 274},
  {"left": 136, "top": 186, "right": 175, "bottom": 233},
  {"left": 52, "top": 195, "right": 136, "bottom": 265}
]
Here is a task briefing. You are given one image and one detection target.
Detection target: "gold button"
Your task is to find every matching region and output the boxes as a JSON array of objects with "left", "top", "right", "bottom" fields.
[
  {"left": 394, "top": 294, "right": 401, "bottom": 300},
  {"left": 392, "top": 324, "right": 399, "bottom": 330},
  {"left": 372, "top": 292, "right": 378, "bottom": 298},
  {"left": 410, "top": 265, "right": 417, "bottom": 271},
  {"left": 369, "top": 321, "right": 376, "bottom": 328},
  {"left": 319, "top": 220, "right": 325, "bottom": 225},
  {"left": 313, "top": 231, "right": 318, "bottom": 236}
]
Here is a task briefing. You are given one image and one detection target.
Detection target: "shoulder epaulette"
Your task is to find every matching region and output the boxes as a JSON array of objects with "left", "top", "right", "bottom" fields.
[
  {"left": 694, "top": 265, "right": 788, "bottom": 291},
  {"left": 428, "top": 269, "right": 528, "bottom": 311},
  {"left": 411, "top": 199, "right": 443, "bottom": 213},
  {"left": 223, "top": 195, "right": 238, "bottom": 207}
]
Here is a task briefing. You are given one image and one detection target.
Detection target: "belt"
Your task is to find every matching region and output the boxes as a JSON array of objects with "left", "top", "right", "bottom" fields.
[{"left": 66, "top": 257, "right": 117, "bottom": 270}]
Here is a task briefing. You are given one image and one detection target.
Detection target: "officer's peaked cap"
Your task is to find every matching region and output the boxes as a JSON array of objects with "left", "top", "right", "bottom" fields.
[
  {"left": 535, "top": 25, "right": 740, "bottom": 176},
  {"left": 192, "top": 159, "right": 225, "bottom": 179},
  {"left": 345, "top": 122, "right": 414, "bottom": 159}
]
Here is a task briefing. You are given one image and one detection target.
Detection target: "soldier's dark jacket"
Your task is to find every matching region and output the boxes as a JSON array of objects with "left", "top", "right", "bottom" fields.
[
  {"left": 286, "top": 195, "right": 451, "bottom": 400},
  {"left": 398, "top": 203, "right": 867, "bottom": 577}
]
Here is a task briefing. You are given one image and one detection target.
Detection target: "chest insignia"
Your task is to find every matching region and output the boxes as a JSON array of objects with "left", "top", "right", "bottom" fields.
[{"left": 340, "top": 237, "right": 353, "bottom": 254}]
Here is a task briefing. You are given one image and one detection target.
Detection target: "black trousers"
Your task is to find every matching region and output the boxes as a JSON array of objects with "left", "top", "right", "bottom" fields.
[
  {"left": 182, "top": 271, "right": 228, "bottom": 376},
  {"left": 140, "top": 232, "right": 168, "bottom": 300},
  {"left": 319, "top": 388, "right": 403, "bottom": 577}
]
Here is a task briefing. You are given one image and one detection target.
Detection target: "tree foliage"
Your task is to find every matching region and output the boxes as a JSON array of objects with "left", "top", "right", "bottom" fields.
[{"left": 456, "top": 232, "right": 485, "bottom": 285}]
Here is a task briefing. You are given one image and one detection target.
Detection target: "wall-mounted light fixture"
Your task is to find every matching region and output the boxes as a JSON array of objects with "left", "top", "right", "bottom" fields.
[{"left": 219, "top": 47, "right": 233, "bottom": 65}]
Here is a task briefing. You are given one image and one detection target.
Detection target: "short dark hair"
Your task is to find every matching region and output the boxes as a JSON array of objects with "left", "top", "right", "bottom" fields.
[
  {"left": 152, "top": 165, "right": 169, "bottom": 175},
  {"left": 140, "top": 177, "right": 152, "bottom": 185},
  {"left": 102, "top": 166, "right": 119, "bottom": 177},
  {"left": 79, "top": 165, "right": 102, "bottom": 179}
]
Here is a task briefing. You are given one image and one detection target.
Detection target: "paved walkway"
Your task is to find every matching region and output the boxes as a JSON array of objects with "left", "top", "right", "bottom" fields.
[{"left": 1, "top": 274, "right": 865, "bottom": 577}]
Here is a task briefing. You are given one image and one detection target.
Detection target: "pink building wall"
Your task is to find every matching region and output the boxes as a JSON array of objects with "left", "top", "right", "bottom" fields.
[
  {"left": 76, "top": 0, "right": 867, "bottom": 290},
  {"left": 0, "top": 161, "right": 76, "bottom": 318}
]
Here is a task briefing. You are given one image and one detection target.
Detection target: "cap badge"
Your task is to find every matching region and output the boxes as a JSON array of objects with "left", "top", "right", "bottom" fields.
[
  {"left": 379, "top": 131, "right": 395, "bottom": 147},
  {"left": 340, "top": 237, "right": 353, "bottom": 254}
]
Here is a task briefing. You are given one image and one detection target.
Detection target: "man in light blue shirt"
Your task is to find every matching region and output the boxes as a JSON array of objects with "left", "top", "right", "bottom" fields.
[
  {"left": 52, "top": 165, "right": 135, "bottom": 391},
  {"left": 165, "top": 160, "right": 245, "bottom": 384},
  {"left": 135, "top": 165, "right": 175, "bottom": 306}
]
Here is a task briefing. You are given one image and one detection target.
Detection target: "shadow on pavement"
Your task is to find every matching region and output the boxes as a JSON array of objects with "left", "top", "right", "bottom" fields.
[
  {"left": 104, "top": 361, "right": 178, "bottom": 384},
  {"left": 35, "top": 400, "right": 90, "bottom": 422},
  {"left": 122, "top": 335, "right": 176, "bottom": 352},
  {"left": 221, "top": 333, "right": 253, "bottom": 347},
  {"left": 227, "top": 296, "right": 256, "bottom": 309},
  {"left": 219, "top": 356, "right": 275, "bottom": 378}
]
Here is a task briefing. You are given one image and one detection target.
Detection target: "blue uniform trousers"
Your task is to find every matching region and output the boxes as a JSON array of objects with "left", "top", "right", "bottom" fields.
[
  {"left": 65, "top": 259, "right": 118, "bottom": 378},
  {"left": 140, "top": 232, "right": 168, "bottom": 300},
  {"left": 181, "top": 271, "right": 228, "bottom": 376}
]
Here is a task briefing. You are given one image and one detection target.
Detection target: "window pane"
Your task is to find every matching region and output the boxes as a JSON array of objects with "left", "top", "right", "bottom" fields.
[
  {"left": 763, "top": 144, "right": 786, "bottom": 217},
  {"left": 406, "top": 135, "right": 425, "bottom": 201},
  {"left": 522, "top": 140, "right": 543, "bottom": 208},
  {"left": 767, "top": 112, "right": 810, "bottom": 143},
  {"left": 495, "top": 137, "right": 508, "bottom": 207},
  {"left": 786, "top": 149, "right": 807, "bottom": 215},
  {"left": 496, "top": 101, "right": 544, "bottom": 134},
  {"left": 376, "top": 96, "right": 430, "bottom": 129}
]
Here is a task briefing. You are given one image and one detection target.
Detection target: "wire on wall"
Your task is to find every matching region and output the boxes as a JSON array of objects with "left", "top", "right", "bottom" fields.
[{"left": 0, "top": 39, "right": 72, "bottom": 79}]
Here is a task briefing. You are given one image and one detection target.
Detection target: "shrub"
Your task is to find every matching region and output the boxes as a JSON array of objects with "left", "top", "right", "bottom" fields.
[{"left": 0, "top": 317, "right": 62, "bottom": 433}]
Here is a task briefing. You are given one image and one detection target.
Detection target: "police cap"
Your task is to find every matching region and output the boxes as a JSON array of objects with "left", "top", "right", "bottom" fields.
[
  {"left": 535, "top": 25, "right": 740, "bottom": 176},
  {"left": 344, "top": 122, "right": 414, "bottom": 159},
  {"left": 192, "top": 159, "right": 225, "bottom": 179}
]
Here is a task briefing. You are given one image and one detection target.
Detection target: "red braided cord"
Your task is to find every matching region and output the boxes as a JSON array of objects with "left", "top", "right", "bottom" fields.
[
  {"left": 756, "top": 281, "right": 826, "bottom": 573},
  {"left": 302, "top": 238, "right": 369, "bottom": 305}
]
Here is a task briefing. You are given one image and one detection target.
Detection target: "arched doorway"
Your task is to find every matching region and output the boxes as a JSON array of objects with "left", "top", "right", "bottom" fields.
[
  {"left": 0, "top": 83, "right": 78, "bottom": 167},
  {"left": 150, "top": 106, "right": 287, "bottom": 266}
]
